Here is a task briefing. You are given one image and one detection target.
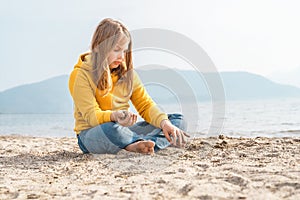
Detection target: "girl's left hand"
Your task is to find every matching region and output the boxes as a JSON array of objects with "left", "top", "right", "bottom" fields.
[{"left": 160, "top": 119, "right": 190, "bottom": 147}]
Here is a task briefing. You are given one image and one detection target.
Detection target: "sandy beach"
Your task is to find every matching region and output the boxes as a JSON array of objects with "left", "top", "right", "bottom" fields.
[{"left": 0, "top": 135, "right": 299, "bottom": 200}]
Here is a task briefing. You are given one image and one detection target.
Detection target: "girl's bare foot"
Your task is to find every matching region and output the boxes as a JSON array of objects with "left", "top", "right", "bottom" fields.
[{"left": 125, "top": 140, "right": 155, "bottom": 154}]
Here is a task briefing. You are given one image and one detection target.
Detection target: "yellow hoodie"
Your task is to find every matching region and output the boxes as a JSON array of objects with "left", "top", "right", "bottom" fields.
[{"left": 69, "top": 53, "right": 168, "bottom": 134}]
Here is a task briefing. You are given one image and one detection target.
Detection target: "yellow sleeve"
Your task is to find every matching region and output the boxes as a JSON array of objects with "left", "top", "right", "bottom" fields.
[
  {"left": 130, "top": 71, "right": 168, "bottom": 128},
  {"left": 69, "top": 69, "right": 112, "bottom": 126}
]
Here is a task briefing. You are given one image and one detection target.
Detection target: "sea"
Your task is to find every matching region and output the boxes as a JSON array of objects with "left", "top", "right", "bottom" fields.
[{"left": 0, "top": 98, "right": 299, "bottom": 138}]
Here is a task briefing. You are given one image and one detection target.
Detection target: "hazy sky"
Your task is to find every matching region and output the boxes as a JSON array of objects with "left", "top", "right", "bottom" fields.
[{"left": 1, "top": 0, "right": 300, "bottom": 91}]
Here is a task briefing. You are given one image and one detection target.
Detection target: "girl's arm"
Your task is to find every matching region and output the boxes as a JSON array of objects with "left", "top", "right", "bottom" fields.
[{"left": 69, "top": 69, "right": 112, "bottom": 126}]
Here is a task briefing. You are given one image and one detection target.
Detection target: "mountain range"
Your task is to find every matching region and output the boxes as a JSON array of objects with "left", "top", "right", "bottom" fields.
[{"left": 0, "top": 70, "right": 299, "bottom": 113}]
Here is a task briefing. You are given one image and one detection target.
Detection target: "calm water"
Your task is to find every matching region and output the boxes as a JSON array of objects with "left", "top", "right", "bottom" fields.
[{"left": 0, "top": 98, "right": 299, "bottom": 138}]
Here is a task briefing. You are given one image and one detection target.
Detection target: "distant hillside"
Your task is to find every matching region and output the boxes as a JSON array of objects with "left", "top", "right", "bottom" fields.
[
  {"left": 221, "top": 71, "right": 300, "bottom": 99},
  {"left": 268, "top": 67, "right": 300, "bottom": 88},
  {"left": 137, "top": 69, "right": 300, "bottom": 102},
  {"left": 0, "top": 75, "right": 72, "bottom": 113},
  {"left": 0, "top": 70, "right": 300, "bottom": 113}
]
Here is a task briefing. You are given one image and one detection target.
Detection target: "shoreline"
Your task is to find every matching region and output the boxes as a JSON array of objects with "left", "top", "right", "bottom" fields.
[
  {"left": 0, "top": 133, "right": 300, "bottom": 141},
  {"left": 1, "top": 135, "right": 300, "bottom": 199}
]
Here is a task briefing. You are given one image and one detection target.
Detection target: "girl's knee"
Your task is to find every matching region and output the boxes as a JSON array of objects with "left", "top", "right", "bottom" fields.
[
  {"left": 98, "top": 122, "right": 122, "bottom": 134},
  {"left": 168, "top": 113, "right": 184, "bottom": 120}
]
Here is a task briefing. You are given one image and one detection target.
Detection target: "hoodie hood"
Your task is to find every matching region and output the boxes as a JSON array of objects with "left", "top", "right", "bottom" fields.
[
  {"left": 74, "top": 52, "right": 93, "bottom": 71},
  {"left": 73, "top": 52, "right": 120, "bottom": 86}
]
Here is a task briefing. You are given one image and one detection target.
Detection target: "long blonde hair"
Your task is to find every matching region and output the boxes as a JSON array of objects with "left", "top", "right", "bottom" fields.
[{"left": 91, "top": 18, "right": 133, "bottom": 96}]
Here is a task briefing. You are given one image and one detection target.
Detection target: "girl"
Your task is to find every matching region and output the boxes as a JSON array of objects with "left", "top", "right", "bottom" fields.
[{"left": 69, "top": 18, "right": 189, "bottom": 154}]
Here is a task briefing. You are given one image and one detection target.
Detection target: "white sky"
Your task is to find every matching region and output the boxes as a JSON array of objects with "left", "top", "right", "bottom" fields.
[{"left": 1, "top": 0, "right": 300, "bottom": 91}]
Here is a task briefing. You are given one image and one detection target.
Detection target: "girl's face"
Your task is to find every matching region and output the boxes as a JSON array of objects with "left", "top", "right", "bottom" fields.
[{"left": 107, "top": 34, "right": 130, "bottom": 70}]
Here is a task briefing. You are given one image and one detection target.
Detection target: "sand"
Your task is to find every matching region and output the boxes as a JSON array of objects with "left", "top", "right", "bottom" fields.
[{"left": 0, "top": 135, "right": 299, "bottom": 200}]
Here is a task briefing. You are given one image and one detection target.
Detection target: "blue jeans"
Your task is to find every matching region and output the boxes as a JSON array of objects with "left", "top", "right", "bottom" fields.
[{"left": 77, "top": 113, "right": 187, "bottom": 154}]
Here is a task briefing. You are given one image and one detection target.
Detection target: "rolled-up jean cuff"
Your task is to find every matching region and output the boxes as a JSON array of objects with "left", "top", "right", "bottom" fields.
[{"left": 77, "top": 134, "right": 89, "bottom": 154}]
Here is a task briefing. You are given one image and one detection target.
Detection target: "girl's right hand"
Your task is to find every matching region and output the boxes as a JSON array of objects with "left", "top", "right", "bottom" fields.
[
  {"left": 160, "top": 119, "right": 190, "bottom": 147},
  {"left": 111, "top": 110, "right": 137, "bottom": 127}
]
